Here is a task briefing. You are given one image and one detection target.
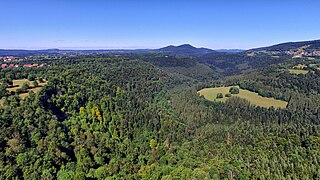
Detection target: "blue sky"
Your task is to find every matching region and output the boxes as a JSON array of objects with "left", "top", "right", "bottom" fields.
[{"left": 0, "top": 0, "right": 319, "bottom": 49}]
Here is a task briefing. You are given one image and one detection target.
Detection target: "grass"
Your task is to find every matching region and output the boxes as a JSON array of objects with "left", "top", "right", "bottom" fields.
[
  {"left": 198, "top": 86, "right": 288, "bottom": 108},
  {"left": 3, "top": 79, "right": 47, "bottom": 101},
  {"left": 6, "top": 79, "right": 45, "bottom": 91},
  {"left": 288, "top": 69, "right": 309, "bottom": 74},
  {"left": 247, "top": 53, "right": 256, "bottom": 57}
]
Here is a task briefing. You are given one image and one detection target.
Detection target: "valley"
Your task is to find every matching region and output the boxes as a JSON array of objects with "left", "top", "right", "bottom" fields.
[
  {"left": 1, "top": 39, "right": 320, "bottom": 179},
  {"left": 2, "top": 0, "right": 320, "bottom": 179}
]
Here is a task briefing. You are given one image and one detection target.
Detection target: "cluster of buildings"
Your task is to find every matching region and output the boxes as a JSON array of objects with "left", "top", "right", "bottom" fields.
[
  {"left": 1, "top": 63, "right": 47, "bottom": 69},
  {"left": 0, "top": 56, "right": 25, "bottom": 62},
  {"left": 1, "top": 64, "right": 19, "bottom": 68},
  {"left": 1, "top": 55, "right": 49, "bottom": 69},
  {"left": 286, "top": 50, "right": 320, "bottom": 58}
]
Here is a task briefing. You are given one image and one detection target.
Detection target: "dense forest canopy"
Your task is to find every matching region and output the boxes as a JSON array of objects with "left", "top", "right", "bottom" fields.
[{"left": 1, "top": 46, "right": 320, "bottom": 179}]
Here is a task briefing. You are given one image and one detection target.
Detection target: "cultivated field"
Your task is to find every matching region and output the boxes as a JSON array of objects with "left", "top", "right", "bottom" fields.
[{"left": 198, "top": 86, "right": 288, "bottom": 108}]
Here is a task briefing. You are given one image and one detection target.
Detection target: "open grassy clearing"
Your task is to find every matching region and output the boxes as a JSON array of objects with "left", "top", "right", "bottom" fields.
[
  {"left": 0, "top": 79, "right": 47, "bottom": 105},
  {"left": 6, "top": 79, "right": 46, "bottom": 92},
  {"left": 198, "top": 86, "right": 288, "bottom": 108},
  {"left": 247, "top": 53, "right": 256, "bottom": 57},
  {"left": 288, "top": 69, "right": 309, "bottom": 74}
]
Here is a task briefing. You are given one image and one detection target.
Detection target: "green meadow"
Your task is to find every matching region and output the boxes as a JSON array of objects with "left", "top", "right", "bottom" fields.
[
  {"left": 198, "top": 86, "right": 288, "bottom": 108},
  {"left": 0, "top": 79, "right": 47, "bottom": 105},
  {"left": 288, "top": 69, "right": 309, "bottom": 74}
]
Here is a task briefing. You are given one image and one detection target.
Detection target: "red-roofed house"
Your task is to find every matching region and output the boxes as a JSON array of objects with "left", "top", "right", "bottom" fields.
[
  {"left": 1, "top": 64, "right": 7, "bottom": 68},
  {"left": 23, "top": 64, "right": 40, "bottom": 68},
  {"left": 9, "top": 64, "right": 15, "bottom": 68},
  {"left": 23, "top": 64, "right": 32, "bottom": 67}
]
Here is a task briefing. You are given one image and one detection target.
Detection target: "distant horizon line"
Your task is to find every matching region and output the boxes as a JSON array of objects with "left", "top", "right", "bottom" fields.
[
  {"left": 0, "top": 46, "right": 247, "bottom": 51},
  {"left": 0, "top": 38, "right": 319, "bottom": 51}
]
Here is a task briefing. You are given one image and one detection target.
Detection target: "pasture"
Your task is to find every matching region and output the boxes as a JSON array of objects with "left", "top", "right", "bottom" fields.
[{"left": 198, "top": 86, "right": 288, "bottom": 108}]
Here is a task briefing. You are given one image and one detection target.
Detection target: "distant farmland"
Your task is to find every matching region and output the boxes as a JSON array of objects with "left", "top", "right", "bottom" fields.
[{"left": 198, "top": 86, "right": 288, "bottom": 108}]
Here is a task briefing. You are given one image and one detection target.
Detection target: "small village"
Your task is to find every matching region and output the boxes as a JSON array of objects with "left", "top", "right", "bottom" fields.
[
  {"left": 284, "top": 45, "right": 320, "bottom": 58},
  {"left": 1, "top": 63, "right": 47, "bottom": 68},
  {"left": 0, "top": 56, "right": 47, "bottom": 68},
  {"left": 286, "top": 50, "right": 320, "bottom": 58}
]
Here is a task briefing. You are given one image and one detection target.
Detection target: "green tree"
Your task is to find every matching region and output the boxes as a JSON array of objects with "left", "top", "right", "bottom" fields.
[
  {"left": 79, "top": 107, "right": 86, "bottom": 116},
  {"left": 216, "top": 93, "right": 223, "bottom": 99},
  {"left": 0, "top": 85, "right": 8, "bottom": 98},
  {"left": 22, "top": 82, "right": 30, "bottom": 91},
  {"left": 150, "top": 139, "right": 158, "bottom": 162},
  {"left": 33, "top": 81, "right": 39, "bottom": 87},
  {"left": 229, "top": 87, "right": 239, "bottom": 94},
  {"left": 1, "top": 78, "right": 13, "bottom": 87},
  {"left": 39, "top": 77, "right": 45, "bottom": 83},
  {"left": 27, "top": 74, "right": 36, "bottom": 81}
]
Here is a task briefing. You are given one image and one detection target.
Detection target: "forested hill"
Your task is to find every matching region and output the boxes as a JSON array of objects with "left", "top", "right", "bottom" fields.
[
  {"left": 154, "top": 44, "right": 215, "bottom": 56},
  {"left": 121, "top": 53, "right": 220, "bottom": 81},
  {"left": 249, "top": 39, "right": 320, "bottom": 52}
]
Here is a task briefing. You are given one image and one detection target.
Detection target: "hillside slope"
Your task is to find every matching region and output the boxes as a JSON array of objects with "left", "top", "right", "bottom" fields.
[
  {"left": 249, "top": 39, "right": 320, "bottom": 52},
  {"left": 155, "top": 44, "right": 215, "bottom": 56}
]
